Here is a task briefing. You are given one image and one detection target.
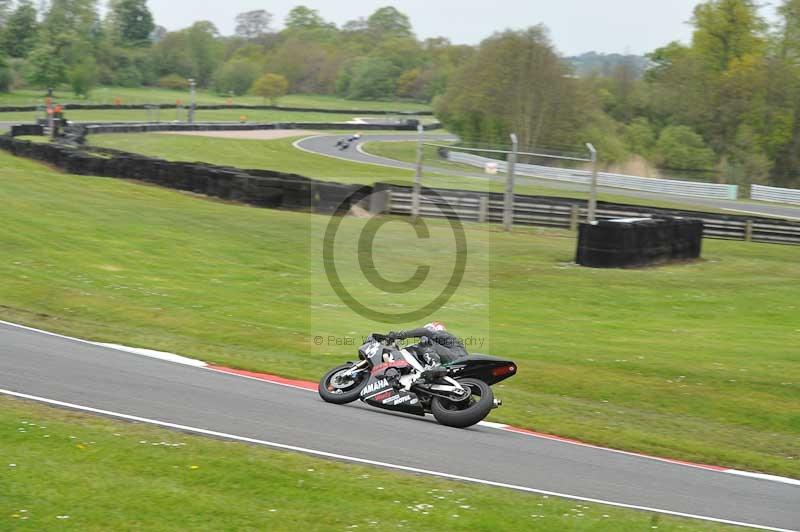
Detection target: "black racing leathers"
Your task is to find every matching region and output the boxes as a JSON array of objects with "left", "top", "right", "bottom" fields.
[{"left": 392, "top": 328, "right": 467, "bottom": 364}]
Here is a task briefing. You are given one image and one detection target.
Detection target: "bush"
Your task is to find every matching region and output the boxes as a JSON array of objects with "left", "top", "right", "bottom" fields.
[
  {"left": 70, "top": 58, "right": 98, "bottom": 98},
  {"left": 213, "top": 59, "right": 260, "bottom": 96},
  {"left": 655, "top": 126, "right": 716, "bottom": 171},
  {"left": 250, "top": 73, "right": 288, "bottom": 104},
  {"left": 158, "top": 74, "right": 190, "bottom": 91}
]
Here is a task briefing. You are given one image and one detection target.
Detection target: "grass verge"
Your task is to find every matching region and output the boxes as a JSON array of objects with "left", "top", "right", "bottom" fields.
[
  {"left": 0, "top": 396, "right": 738, "bottom": 531},
  {"left": 1, "top": 151, "right": 798, "bottom": 477},
  {"left": 88, "top": 134, "right": 449, "bottom": 181}
]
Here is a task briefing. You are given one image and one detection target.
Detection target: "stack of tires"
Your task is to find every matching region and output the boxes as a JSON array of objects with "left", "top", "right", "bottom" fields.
[{"left": 576, "top": 217, "right": 704, "bottom": 268}]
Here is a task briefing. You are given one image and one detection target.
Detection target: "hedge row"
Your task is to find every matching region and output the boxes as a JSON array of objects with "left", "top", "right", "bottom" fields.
[
  {"left": 0, "top": 103, "right": 434, "bottom": 115},
  {"left": 0, "top": 135, "right": 369, "bottom": 215}
]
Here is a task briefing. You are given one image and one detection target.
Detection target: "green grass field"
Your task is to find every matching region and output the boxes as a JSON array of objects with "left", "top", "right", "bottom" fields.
[
  {"left": 89, "top": 133, "right": 425, "bottom": 180},
  {"left": 1, "top": 150, "right": 798, "bottom": 477},
  {"left": 0, "top": 88, "right": 432, "bottom": 111},
  {"left": 1, "top": 397, "right": 736, "bottom": 531}
]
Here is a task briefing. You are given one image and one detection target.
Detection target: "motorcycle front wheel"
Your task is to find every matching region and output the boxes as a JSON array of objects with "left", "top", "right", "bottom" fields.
[
  {"left": 318, "top": 363, "right": 369, "bottom": 404},
  {"left": 431, "top": 378, "right": 494, "bottom": 428}
]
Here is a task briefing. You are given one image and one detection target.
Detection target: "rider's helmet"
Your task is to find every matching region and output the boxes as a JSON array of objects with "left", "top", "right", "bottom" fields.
[{"left": 424, "top": 321, "right": 446, "bottom": 332}]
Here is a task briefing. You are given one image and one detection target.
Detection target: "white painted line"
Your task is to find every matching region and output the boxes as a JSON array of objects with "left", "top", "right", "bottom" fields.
[
  {"left": 95, "top": 343, "right": 207, "bottom": 368},
  {"left": 722, "top": 208, "right": 800, "bottom": 222},
  {"left": 0, "top": 320, "right": 207, "bottom": 368},
  {"left": 727, "top": 470, "right": 800, "bottom": 487},
  {"left": 1, "top": 388, "right": 795, "bottom": 532}
]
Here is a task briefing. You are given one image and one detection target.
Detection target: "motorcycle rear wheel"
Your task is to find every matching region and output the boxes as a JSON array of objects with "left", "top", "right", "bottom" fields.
[
  {"left": 318, "top": 363, "right": 369, "bottom": 404},
  {"left": 431, "top": 378, "right": 494, "bottom": 428}
]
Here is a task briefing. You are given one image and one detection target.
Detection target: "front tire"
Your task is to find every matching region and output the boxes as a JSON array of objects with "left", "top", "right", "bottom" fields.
[
  {"left": 431, "top": 378, "right": 494, "bottom": 428},
  {"left": 318, "top": 363, "right": 369, "bottom": 404}
]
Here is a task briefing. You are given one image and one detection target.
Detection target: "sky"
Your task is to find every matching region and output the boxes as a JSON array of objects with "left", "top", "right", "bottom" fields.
[{"left": 142, "top": 0, "right": 742, "bottom": 56}]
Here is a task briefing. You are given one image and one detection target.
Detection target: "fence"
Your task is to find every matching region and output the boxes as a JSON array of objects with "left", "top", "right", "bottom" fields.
[
  {"left": 444, "top": 150, "right": 739, "bottom": 201},
  {"left": 373, "top": 183, "right": 800, "bottom": 246},
  {"left": 751, "top": 184, "right": 800, "bottom": 205}
]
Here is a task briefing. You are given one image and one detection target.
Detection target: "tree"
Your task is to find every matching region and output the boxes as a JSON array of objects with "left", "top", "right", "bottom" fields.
[
  {"left": 691, "top": 0, "right": 765, "bottom": 72},
  {"left": 213, "top": 58, "right": 259, "bottom": 96},
  {"left": 0, "top": 0, "right": 11, "bottom": 27},
  {"left": 153, "top": 21, "right": 224, "bottom": 87},
  {"left": 436, "top": 27, "right": 585, "bottom": 150},
  {"left": 655, "top": 126, "right": 717, "bottom": 171},
  {"left": 251, "top": 73, "right": 288, "bottom": 104},
  {"left": 235, "top": 10, "right": 271, "bottom": 40},
  {"left": 0, "top": 52, "right": 11, "bottom": 92},
  {"left": 366, "top": 7, "right": 412, "bottom": 40},
  {"left": 26, "top": 43, "right": 68, "bottom": 87},
  {"left": 70, "top": 56, "right": 97, "bottom": 97},
  {"left": 285, "top": 6, "right": 334, "bottom": 31},
  {"left": 346, "top": 57, "right": 401, "bottom": 100},
  {"left": 2, "top": 0, "right": 38, "bottom": 58},
  {"left": 108, "top": 0, "right": 154, "bottom": 47}
]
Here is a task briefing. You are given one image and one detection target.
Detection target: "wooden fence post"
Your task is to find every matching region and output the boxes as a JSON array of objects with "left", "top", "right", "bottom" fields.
[
  {"left": 570, "top": 204, "right": 580, "bottom": 231},
  {"left": 478, "top": 196, "right": 489, "bottom": 223},
  {"left": 744, "top": 220, "right": 753, "bottom": 242}
]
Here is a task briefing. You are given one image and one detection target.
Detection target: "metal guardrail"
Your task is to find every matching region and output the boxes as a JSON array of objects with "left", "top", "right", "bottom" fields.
[
  {"left": 376, "top": 185, "right": 800, "bottom": 246},
  {"left": 446, "top": 151, "right": 739, "bottom": 201},
  {"left": 751, "top": 184, "right": 800, "bottom": 205}
]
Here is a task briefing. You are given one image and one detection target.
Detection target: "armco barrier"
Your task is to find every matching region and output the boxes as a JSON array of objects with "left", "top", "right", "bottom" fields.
[
  {"left": 0, "top": 102, "right": 433, "bottom": 116},
  {"left": 575, "top": 217, "right": 704, "bottom": 268},
  {"left": 751, "top": 184, "right": 800, "bottom": 205},
  {"left": 445, "top": 151, "right": 738, "bottom": 200},
  {"left": 374, "top": 182, "right": 800, "bottom": 245}
]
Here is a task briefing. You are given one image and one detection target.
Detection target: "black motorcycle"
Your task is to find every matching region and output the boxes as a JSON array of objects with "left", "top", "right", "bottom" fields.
[{"left": 318, "top": 335, "right": 517, "bottom": 428}]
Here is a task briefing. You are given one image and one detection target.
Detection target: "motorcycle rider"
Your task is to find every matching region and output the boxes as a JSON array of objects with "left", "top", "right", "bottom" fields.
[{"left": 385, "top": 322, "right": 467, "bottom": 379}]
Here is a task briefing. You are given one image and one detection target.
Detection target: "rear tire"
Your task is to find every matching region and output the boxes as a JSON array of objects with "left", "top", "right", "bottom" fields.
[
  {"left": 431, "top": 378, "right": 494, "bottom": 428},
  {"left": 318, "top": 363, "right": 369, "bottom": 405}
]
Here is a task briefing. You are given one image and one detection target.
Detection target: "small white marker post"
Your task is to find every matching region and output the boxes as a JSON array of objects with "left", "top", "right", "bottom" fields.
[
  {"left": 586, "top": 143, "right": 598, "bottom": 223},
  {"left": 411, "top": 124, "right": 424, "bottom": 221}
]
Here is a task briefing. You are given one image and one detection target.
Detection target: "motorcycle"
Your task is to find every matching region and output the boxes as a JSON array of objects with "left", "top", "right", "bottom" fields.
[{"left": 318, "top": 334, "right": 517, "bottom": 428}]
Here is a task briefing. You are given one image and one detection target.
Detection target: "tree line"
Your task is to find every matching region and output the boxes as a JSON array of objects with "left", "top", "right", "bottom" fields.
[
  {"left": 0, "top": 2, "right": 467, "bottom": 104},
  {"left": 1, "top": 1, "right": 799, "bottom": 187},
  {"left": 439, "top": 0, "right": 800, "bottom": 187}
]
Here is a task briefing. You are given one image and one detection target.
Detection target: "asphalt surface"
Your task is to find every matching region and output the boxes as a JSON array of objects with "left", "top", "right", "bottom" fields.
[
  {"left": 298, "top": 134, "right": 800, "bottom": 220},
  {"left": 1, "top": 322, "right": 797, "bottom": 530}
]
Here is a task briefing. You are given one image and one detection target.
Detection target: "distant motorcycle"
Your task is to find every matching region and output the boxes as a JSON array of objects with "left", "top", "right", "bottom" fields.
[
  {"left": 335, "top": 139, "right": 350, "bottom": 151},
  {"left": 318, "top": 334, "right": 517, "bottom": 428}
]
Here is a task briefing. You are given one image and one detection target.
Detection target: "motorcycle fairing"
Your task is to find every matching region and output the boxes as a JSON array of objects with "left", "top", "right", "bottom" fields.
[{"left": 445, "top": 354, "right": 518, "bottom": 385}]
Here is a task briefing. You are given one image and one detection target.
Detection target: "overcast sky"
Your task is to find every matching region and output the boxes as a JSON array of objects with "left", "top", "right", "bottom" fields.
[{"left": 145, "top": 1, "right": 780, "bottom": 56}]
